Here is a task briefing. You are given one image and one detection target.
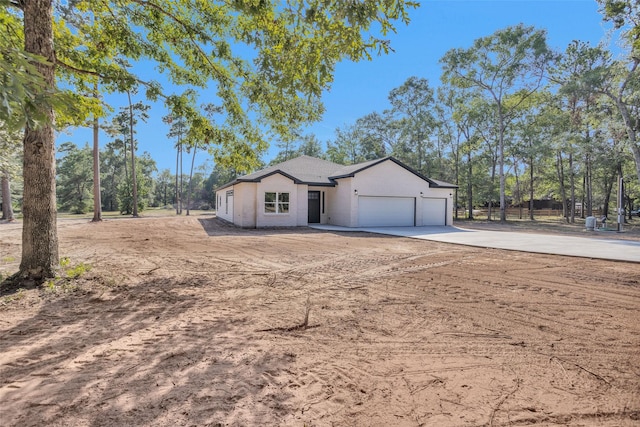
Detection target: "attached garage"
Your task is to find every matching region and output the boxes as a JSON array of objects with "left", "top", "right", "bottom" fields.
[
  {"left": 358, "top": 196, "right": 415, "bottom": 227},
  {"left": 421, "top": 198, "right": 447, "bottom": 225}
]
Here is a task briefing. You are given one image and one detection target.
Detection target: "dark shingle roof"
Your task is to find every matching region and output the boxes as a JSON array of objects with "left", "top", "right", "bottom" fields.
[
  {"left": 216, "top": 155, "right": 457, "bottom": 190},
  {"left": 239, "top": 155, "right": 341, "bottom": 185}
]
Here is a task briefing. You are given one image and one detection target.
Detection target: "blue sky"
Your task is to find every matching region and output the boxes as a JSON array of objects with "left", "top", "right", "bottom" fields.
[{"left": 58, "top": 0, "right": 613, "bottom": 175}]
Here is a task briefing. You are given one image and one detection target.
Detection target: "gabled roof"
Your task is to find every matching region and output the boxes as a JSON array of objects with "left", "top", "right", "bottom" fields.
[
  {"left": 216, "top": 155, "right": 457, "bottom": 190},
  {"left": 328, "top": 156, "right": 457, "bottom": 188}
]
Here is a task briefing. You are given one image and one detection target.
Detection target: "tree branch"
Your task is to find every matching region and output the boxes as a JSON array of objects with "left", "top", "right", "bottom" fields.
[{"left": 128, "top": 0, "right": 231, "bottom": 84}]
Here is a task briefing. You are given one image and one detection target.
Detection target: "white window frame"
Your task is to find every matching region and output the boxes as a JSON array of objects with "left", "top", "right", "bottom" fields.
[{"left": 265, "top": 191, "right": 290, "bottom": 214}]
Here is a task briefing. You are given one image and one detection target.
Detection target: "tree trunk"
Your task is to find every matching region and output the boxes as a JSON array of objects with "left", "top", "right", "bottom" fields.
[
  {"left": 569, "top": 152, "right": 575, "bottom": 223},
  {"left": 498, "top": 105, "right": 506, "bottom": 223},
  {"left": 20, "top": 0, "right": 59, "bottom": 279},
  {"left": 163, "top": 182, "right": 167, "bottom": 207},
  {"left": 488, "top": 159, "right": 497, "bottom": 221},
  {"left": 1, "top": 170, "right": 15, "bottom": 221},
  {"left": 466, "top": 151, "right": 473, "bottom": 220},
  {"left": 602, "top": 174, "right": 614, "bottom": 220},
  {"left": 556, "top": 151, "right": 568, "bottom": 223},
  {"left": 513, "top": 159, "right": 522, "bottom": 220},
  {"left": 128, "top": 91, "right": 139, "bottom": 217},
  {"left": 186, "top": 144, "right": 198, "bottom": 216},
  {"left": 605, "top": 59, "right": 640, "bottom": 185},
  {"left": 92, "top": 101, "right": 102, "bottom": 222},
  {"left": 179, "top": 138, "right": 183, "bottom": 214},
  {"left": 175, "top": 143, "right": 180, "bottom": 214},
  {"left": 454, "top": 137, "right": 460, "bottom": 220},
  {"left": 528, "top": 155, "right": 534, "bottom": 220},
  {"left": 586, "top": 152, "right": 593, "bottom": 217}
]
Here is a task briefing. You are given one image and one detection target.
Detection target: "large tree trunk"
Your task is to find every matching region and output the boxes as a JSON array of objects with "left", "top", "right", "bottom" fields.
[
  {"left": 92, "top": 107, "right": 102, "bottom": 222},
  {"left": 1, "top": 170, "right": 15, "bottom": 221},
  {"left": 20, "top": 0, "right": 59, "bottom": 279}
]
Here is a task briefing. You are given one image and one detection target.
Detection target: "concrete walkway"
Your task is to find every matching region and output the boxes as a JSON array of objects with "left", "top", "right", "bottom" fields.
[{"left": 309, "top": 225, "right": 640, "bottom": 263}]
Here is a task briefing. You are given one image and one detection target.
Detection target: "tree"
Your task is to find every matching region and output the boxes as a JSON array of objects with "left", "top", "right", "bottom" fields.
[
  {"left": 355, "top": 111, "right": 399, "bottom": 159},
  {"left": 441, "top": 24, "right": 554, "bottom": 222},
  {"left": 162, "top": 113, "right": 187, "bottom": 214},
  {"left": 1, "top": 169, "right": 14, "bottom": 221},
  {"left": 7, "top": 0, "right": 419, "bottom": 280},
  {"left": 298, "top": 134, "right": 324, "bottom": 158},
  {"left": 153, "top": 169, "right": 175, "bottom": 208},
  {"left": 117, "top": 151, "right": 156, "bottom": 214},
  {"left": 388, "top": 77, "right": 437, "bottom": 174},
  {"left": 19, "top": 0, "right": 59, "bottom": 279},
  {"left": 0, "top": 128, "right": 21, "bottom": 221},
  {"left": 509, "top": 92, "right": 557, "bottom": 220},
  {"left": 91, "top": 91, "right": 102, "bottom": 222},
  {"left": 100, "top": 140, "right": 125, "bottom": 211},
  {"left": 56, "top": 142, "right": 93, "bottom": 214},
  {"left": 326, "top": 125, "right": 364, "bottom": 164},
  {"left": 597, "top": 0, "right": 640, "bottom": 55}
]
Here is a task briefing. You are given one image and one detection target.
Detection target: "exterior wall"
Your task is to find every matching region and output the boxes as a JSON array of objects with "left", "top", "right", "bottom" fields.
[
  {"left": 215, "top": 187, "right": 234, "bottom": 223},
  {"left": 255, "top": 174, "right": 300, "bottom": 227},
  {"left": 234, "top": 183, "right": 257, "bottom": 228},
  {"left": 327, "top": 178, "right": 354, "bottom": 227},
  {"left": 296, "top": 185, "right": 308, "bottom": 226}
]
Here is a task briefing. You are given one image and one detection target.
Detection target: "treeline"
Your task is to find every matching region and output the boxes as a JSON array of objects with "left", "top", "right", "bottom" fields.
[
  {"left": 55, "top": 141, "right": 223, "bottom": 215},
  {"left": 253, "top": 24, "right": 640, "bottom": 222},
  {"left": 4, "top": 20, "right": 639, "bottom": 223},
  {"left": 58, "top": 19, "right": 637, "bottom": 221}
]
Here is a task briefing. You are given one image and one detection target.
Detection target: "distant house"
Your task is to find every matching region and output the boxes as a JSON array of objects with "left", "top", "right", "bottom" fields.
[{"left": 215, "top": 155, "right": 457, "bottom": 228}]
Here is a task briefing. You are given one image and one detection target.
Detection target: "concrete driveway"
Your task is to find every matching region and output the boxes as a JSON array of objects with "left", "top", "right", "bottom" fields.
[{"left": 310, "top": 225, "right": 640, "bottom": 263}]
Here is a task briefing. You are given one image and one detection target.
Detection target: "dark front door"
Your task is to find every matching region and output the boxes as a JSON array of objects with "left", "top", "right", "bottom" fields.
[{"left": 308, "top": 191, "right": 321, "bottom": 223}]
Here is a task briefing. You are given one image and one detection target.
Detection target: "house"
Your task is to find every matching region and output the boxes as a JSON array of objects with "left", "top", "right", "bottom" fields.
[{"left": 215, "top": 155, "right": 457, "bottom": 228}]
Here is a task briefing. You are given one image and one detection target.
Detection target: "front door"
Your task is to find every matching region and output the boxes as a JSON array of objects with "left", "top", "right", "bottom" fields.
[{"left": 308, "top": 191, "right": 321, "bottom": 223}]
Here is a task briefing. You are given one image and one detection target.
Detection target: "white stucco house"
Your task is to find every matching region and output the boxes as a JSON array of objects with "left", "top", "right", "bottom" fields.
[{"left": 215, "top": 155, "right": 457, "bottom": 228}]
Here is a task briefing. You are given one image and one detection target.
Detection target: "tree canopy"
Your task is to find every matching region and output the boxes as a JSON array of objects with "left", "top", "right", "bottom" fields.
[{"left": 2, "top": 0, "right": 419, "bottom": 280}]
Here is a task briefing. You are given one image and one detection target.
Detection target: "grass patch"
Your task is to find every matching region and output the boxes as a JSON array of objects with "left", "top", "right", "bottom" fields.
[
  {"left": 65, "top": 262, "right": 91, "bottom": 279},
  {"left": 41, "top": 258, "right": 93, "bottom": 294},
  {"left": 0, "top": 287, "right": 25, "bottom": 305}
]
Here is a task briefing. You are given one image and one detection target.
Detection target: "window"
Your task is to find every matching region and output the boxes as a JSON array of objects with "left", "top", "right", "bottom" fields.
[{"left": 265, "top": 192, "right": 289, "bottom": 214}]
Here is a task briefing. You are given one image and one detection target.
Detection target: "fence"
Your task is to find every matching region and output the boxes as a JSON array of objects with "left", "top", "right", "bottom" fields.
[{"left": 456, "top": 207, "right": 603, "bottom": 220}]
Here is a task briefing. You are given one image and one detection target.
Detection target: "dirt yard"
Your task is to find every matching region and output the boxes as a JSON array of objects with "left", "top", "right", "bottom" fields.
[{"left": 1, "top": 215, "right": 639, "bottom": 426}]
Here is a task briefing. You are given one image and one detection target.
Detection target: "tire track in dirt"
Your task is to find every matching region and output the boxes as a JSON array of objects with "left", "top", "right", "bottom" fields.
[{"left": 2, "top": 216, "right": 639, "bottom": 426}]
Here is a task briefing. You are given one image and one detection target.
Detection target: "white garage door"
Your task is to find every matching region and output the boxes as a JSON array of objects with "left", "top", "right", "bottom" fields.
[
  {"left": 358, "top": 196, "right": 415, "bottom": 227},
  {"left": 422, "top": 198, "right": 447, "bottom": 225}
]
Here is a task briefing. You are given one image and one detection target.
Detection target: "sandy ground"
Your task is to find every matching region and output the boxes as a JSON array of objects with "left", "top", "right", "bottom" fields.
[{"left": 1, "top": 215, "right": 639, "bottom": 426}]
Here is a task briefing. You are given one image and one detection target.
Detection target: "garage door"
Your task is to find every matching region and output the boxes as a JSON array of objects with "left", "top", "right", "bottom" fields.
[
  {"left": 358, "top": 196, "right": 415, "bottom": 227},
  {"left": 422, "top": 198, "right": 447, "bottom": 225}
]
